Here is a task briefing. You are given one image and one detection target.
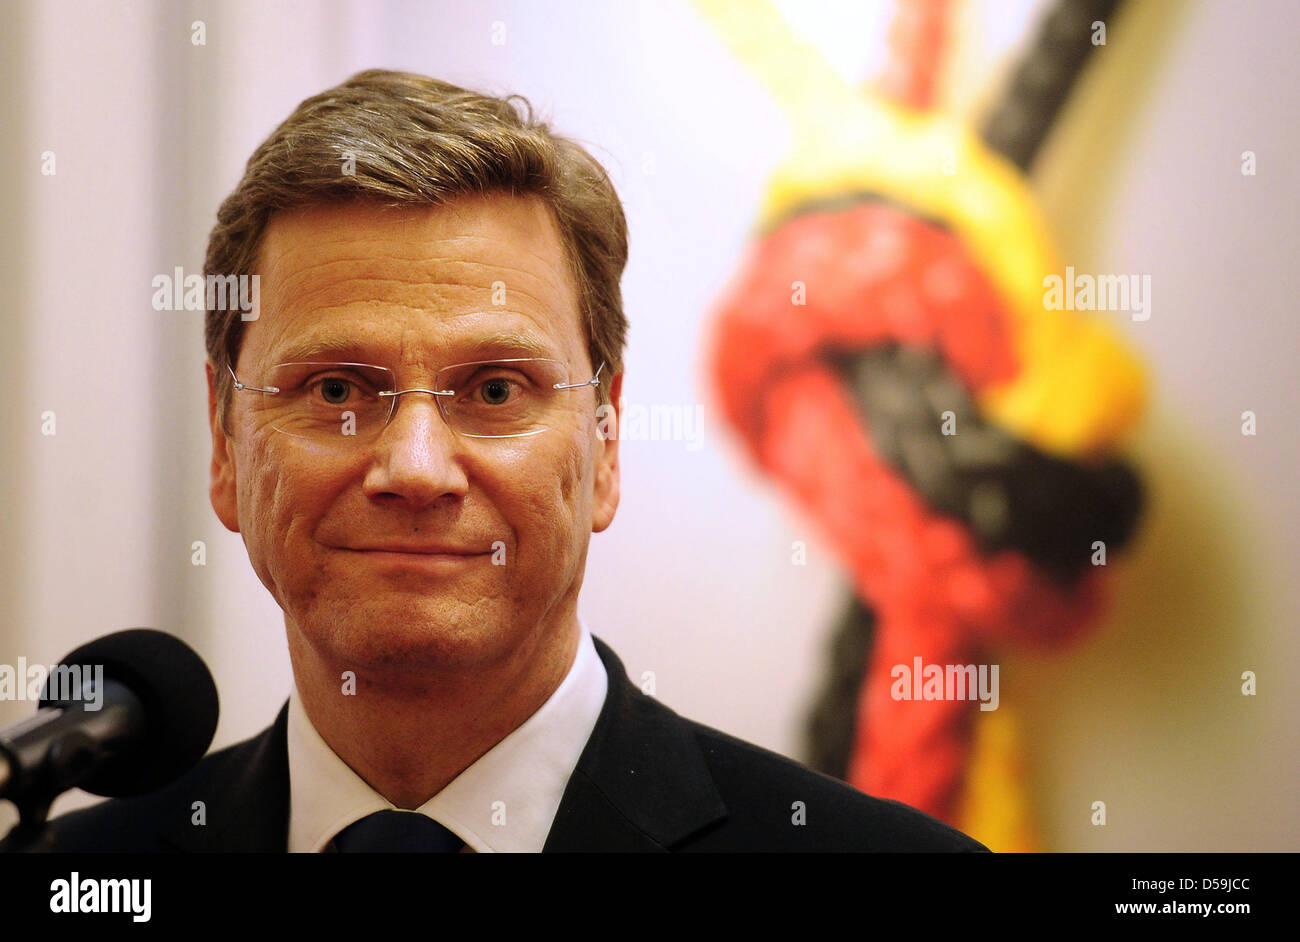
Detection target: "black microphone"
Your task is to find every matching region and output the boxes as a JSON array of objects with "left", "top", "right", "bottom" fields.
[{"left": 0, "top": 629, "right": 219, "bottom": 821}]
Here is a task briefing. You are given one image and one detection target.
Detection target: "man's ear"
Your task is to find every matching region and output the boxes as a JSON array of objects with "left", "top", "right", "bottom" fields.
[
  {"left": 206, "top": 362, "right": 241, "bottom": 533},
  {"left": 591, "top": 370, "right": 622, "bottom": 534}
]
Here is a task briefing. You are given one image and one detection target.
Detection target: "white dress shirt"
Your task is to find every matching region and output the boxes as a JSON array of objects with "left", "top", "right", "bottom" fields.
[{"left": 286, "top": 617, "right": 608, "bottom": 853}]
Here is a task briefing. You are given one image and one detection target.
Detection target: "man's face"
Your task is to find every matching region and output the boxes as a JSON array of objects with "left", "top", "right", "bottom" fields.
[{"left": 206, "top": 194, "right": 621, "bottom": 674}]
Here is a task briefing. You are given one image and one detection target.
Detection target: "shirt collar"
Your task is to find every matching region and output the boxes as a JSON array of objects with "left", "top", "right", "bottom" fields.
[{"left": 287, "top": 617, "right": 608, "bottom": 853}]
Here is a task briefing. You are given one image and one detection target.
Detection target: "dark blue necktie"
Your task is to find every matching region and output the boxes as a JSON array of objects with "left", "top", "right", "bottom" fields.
[{"left": 332, "top": 810, "right": 465, "bottom": 853}]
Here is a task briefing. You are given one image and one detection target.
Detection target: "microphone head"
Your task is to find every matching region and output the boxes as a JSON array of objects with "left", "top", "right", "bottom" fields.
[{"left": 41, "top": 628, "right": 220, "bottom": 798}]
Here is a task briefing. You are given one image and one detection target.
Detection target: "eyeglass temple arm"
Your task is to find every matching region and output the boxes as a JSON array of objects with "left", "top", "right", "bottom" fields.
[
  {"left": 554, "top": 361, "right": 606, "bottom": 390},
  {"left": 226, "top": 364, "right": 280, "bottom": 395}
]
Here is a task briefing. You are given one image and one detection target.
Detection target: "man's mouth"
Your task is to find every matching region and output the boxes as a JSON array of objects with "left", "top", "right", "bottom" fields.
[
  {"left": 340, "top": 546, "right": 493, "bottom": 571},
  {"left": 346, "top": 544, "right": 488, "bottom": 555}
]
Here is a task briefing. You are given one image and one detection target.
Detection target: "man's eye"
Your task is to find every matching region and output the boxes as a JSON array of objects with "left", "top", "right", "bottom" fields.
[
  {"left": 315, "top": 377, "right": 354, "bottom": 405},
  {"left": 478, "top": 376, "right": 516, "bottom": 405}
]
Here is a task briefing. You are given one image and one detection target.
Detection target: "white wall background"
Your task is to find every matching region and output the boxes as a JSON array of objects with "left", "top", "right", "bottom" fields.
[{"left": 1, "top": 0, "right": 1296, "bottom": 850}]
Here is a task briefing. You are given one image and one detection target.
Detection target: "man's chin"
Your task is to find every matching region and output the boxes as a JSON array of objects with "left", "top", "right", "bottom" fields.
[{"left": 292, "top": 598, "right": 518, "bottom": 673}]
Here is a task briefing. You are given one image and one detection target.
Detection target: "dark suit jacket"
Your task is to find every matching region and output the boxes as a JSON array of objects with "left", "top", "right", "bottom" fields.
[{"left": 43, "top": 636, "right": 988, "bottom": 852}]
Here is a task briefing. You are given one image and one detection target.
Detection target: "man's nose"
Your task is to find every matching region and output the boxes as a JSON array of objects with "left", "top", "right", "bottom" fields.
[{"left": 362, "top": 392, "right": 469, "bottom": 508}]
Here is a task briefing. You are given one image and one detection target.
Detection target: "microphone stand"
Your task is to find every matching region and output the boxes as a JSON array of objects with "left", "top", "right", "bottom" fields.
[{"left": 0, "top": 718, "right": 110, "bottom": 853}]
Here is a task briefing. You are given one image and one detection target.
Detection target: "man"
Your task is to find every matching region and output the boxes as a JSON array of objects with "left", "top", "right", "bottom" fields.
[{"left": 48, "top": 70, "right": 987, "bottom": 852}]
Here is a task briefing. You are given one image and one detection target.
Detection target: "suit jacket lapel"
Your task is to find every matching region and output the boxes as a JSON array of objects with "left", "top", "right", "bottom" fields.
[
  {"left": 159, "top": 701, "right": 291, "bottom": 852},
  {"left": 543, "top": 636, "right": 728, "bottom": 852}
]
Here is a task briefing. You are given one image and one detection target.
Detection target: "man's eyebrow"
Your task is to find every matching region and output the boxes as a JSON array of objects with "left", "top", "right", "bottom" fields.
[
  {"left": 460, "top": 332, "right": 560, "bottom": 361},
  {"left": 271, "top": 336, "right": 377, "bottom": 363},
  {"left": 269, "top": 331, "right": 561, "bottom": 365}
]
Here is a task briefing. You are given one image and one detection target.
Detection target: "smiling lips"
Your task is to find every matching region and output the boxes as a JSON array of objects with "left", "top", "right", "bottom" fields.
[
  {"left": 343, "top": 546, "right": 492, "bottom": 573},
  {"left": 348, "top": 544, "right": 488, "bottom": 555}
]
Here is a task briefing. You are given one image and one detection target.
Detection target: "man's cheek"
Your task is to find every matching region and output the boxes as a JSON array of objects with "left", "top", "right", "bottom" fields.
[
  {"left": 510, "top": 482, "right": 573, "bottom": 557},
  {"left": 239, "top": 451, "right": 297, "bottom": 570},
  {"left": 541, "top": 474, "right": 587, "bottom": 560},
  {"left": 241, "top": 454, "right": 278, "bottom": 529},
  {"left": 232, "top": 463, "right": 273, "bottom": 584}
]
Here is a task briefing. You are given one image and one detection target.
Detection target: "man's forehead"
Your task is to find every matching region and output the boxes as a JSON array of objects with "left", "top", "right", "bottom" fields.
[{"left": 247, "top": 195, "right": 583, "bottom": 363}]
